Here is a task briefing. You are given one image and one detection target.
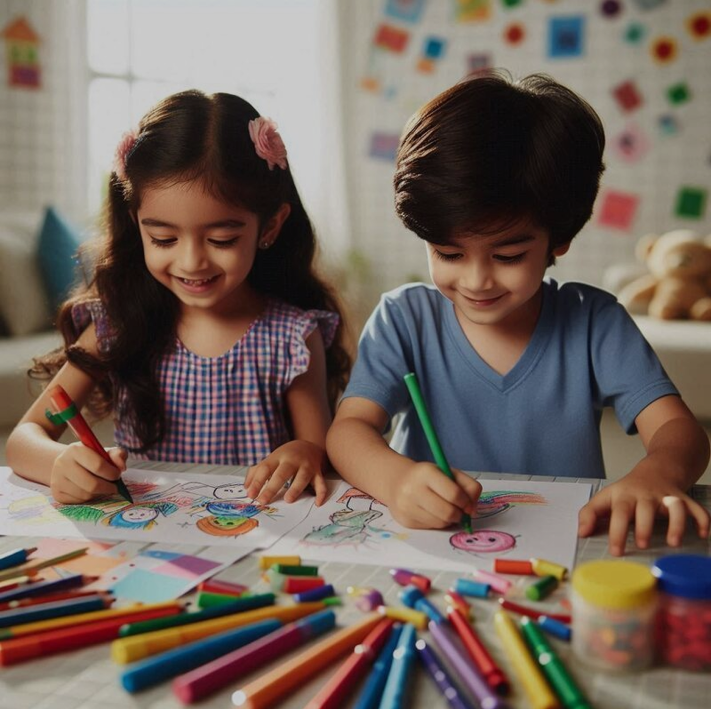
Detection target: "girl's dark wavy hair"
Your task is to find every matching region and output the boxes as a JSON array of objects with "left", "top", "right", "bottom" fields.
[
  {"left": 32, "top": 90, "right": 351, "bottom": 452},
  {"left": 394, "top": 70, "right": 606, "bottom": 262}
]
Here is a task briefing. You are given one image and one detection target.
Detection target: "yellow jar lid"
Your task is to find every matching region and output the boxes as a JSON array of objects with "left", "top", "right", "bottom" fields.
[{"left": 572, "top": 560, "right": 656, "bottom": 609}]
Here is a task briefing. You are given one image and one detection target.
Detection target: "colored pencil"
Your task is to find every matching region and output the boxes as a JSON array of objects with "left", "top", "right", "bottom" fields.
[
  {"left": 0, "top": 589, "right": 107, "bottom": 612},
  {"left": 378, "top": 622, "right": 418, "bottom": 709},
  {"left": 230, "top": 613, "right": 383, "bottom": 709},
  {"left": 0, "top": 548, "right": 89, "bottom": 582},
  {"left": 493, "top": 610, "right": 560, "bottom": 709},
  {"left": 0, "top": 601, "right": 182, "bottom": 666},
  {"left": 0, "top": 547, "right": 37, "bottom": 571},
  {"left": 0, "top": 594, "right": 111, "bottom": 629},
  {"left": 112, "top": 601, "right": 328, "bottom": 664},
  {"left": 121, "top": 619, "right": 282, "bottom": 693},
  {"left": 498, "top": 598, "right": 572, "bottom": 624},
  {"left": 353, "top": 624, "right": 403, "bottom": 709},
  {"left": 404, "top": 372, "right": 472, "bottom": 533},
  {"left": 416, "top": 637, "right": 476, "bottom": 709},
  {"left": 0, "top": 575, "right": 33, "bottom": 592},
  {"left": 173, "top": 610, "right": 336, "bottom": 704},
  {"left": 118, "top": 592, "right": 275, "bottom": 637},
  {"left": 0, "top": 572, "right": 90, "bottom": 603},
  {"left": 305, "top": 618, "right": 394, "bottom": 709}
]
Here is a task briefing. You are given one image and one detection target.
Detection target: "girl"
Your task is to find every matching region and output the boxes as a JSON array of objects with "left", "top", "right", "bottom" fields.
[{"left": 6, "top": 90, "right": 351, "bottom": 508}]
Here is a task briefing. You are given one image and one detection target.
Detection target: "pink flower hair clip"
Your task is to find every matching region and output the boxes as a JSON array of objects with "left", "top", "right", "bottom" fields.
[
  {"left": 248, "top": 117, "right": 288, "bottom": 171},
  {"left": 113, "top": 129, "right": 139, "bottom": 180}
]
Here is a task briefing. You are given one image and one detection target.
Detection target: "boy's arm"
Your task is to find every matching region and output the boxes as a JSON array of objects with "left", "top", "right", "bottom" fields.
[
  {"left": 578, "top": 395, "right": 710, "bottom": 555},
  {"left": 327, "top": 397, "right": 480, "bottom": 528}
]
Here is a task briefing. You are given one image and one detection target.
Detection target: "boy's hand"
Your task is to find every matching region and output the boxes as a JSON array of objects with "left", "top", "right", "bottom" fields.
[
  {"left": 578, "top": 469, "right": 710, "bottom": 556},
  {"left": 388, "top": 462, "right": 481, "bottom": 529},
  {"left": 246, "top": 440, "right": 328, "bottom": 506},
  {"left": 50, "top": 443, "right": 127, "bottom": 504}
]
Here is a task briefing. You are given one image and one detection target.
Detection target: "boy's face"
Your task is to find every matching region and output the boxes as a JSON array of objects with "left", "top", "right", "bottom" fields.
[{"left": 426, "top": 222, "right": 569, "bottom": 331}]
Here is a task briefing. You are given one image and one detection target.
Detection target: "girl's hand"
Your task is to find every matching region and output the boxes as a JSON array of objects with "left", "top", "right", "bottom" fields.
[
  {"left": 246, "top": 440, "right": 329, "bottom": 506},
  {"left": 578, "top": 469, "right": 710, "bottom": 556},
  {"left": 50, "top": 443, "right": 128, "bottom": 504},
  {"left": 388, "top": 462, "right": 481, "bottom": 529}
]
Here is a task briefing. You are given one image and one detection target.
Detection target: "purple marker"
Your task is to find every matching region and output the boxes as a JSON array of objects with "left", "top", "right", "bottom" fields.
[
  {"left": 416, "top": 638, "right": 476, "bottom": 709},
  {"left": 356, "top": 589, "right": 384, "bottom": 612},
  {"left": 428, "top": 620, "right": 510, "bottom": 709},
  {"left": 390, "top": 568, "right": 431, "bottom": 593},
  {"left": 293, "top": 583, "right": 336, "bottom": 603}
]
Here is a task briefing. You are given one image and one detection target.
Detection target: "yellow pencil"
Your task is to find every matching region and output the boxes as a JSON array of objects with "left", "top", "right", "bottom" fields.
[
  {"left": 111, "top": 601, "right": 327, "bottom": 664},
  {"left": 493, "top": 609, "right": 561, "bottom": 709},
  {"left": 231, "top": 613, "right": 383, "bottom": 709},
  {"left": 0, "top": 601, "right": 182, "bottom": 640}
]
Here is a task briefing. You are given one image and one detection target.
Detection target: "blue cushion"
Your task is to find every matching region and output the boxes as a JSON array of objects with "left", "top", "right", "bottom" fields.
[{"left": 37, "top": 206, "right": 83, "bottom": 311}]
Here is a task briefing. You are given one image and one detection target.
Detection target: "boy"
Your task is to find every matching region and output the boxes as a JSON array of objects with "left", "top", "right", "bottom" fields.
[{"left": 327, "top": 71, "right": 709, "bottom": 555}]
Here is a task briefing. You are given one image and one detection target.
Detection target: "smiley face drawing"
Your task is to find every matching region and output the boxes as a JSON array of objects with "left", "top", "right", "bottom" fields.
[{"left": 450, "top": 529, "right": 517, "bottom": 554}]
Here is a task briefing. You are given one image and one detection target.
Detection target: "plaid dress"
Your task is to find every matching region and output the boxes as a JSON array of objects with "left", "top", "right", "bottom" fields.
[{"left": 72, "top": 299, "right": 338, "bottom": 465}]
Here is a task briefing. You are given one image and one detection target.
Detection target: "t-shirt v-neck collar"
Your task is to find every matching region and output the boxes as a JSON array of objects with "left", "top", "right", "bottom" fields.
[{"left": 444, "top": 284, "right": 554, "bottom": 391}]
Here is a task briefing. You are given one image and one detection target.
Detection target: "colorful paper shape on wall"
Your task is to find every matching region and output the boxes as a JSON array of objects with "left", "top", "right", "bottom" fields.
[
  {"left": 418, "top": 36, "right": 447, "bottom": 73},
  {"left": 597, "top": 190, "right": 640, "bottom": 231},
  {"left": 624, "top": 22, "right": 646, "bottom": 44},
  {"left": 632, "top": 0, "right": 667, "bottom": 11},
  {"left": 686, "top": 11, "right": 710, "bottom": 41},
  {"left": 503, "top": 22, "right": 525, "bottom": 46},
  {"left": 466, "top": 52, "right": 492, "bottom": 75},
  {"left": 369, "top": 132, "right": 401, "bottom": 161},
  {"left": 667, "top": 82, "right": 691, "bottom": 106},
  {"left": 600, "top": 0, "right": 623, "bottom": 18},
  {"left": 658, "top": 113, "right": 680, "bottom": 136},
  {"left": 650, "top": 36, "right": 678, "bottom": 63},
  {"left": 612, "top": 80, "right": 643, "bottom": 112},
  {"left": 1, "top": 16, "right": 40, "bottom": 89},
  {"left": 548, "top": 16, "right": 585, "bottom": 58},
  {"left": 674, "top": 186, "right": 707, "bottom": 219},
  {"left": 374, "top": 24, "right": 411, "bottom": 53},
  {"left": 613, "top": 124, "right": 650, "bottom": 163},
  {"left": 385, "top": 0, "right": 426, "bottom": 24},
  {"left": 454, "top": 0, "right": 492, "bottom": 24}
]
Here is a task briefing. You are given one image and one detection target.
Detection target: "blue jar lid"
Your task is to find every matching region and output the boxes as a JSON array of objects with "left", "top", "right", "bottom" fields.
[{"left": 652, "top": 554, "right": 711, "bottom": 600}]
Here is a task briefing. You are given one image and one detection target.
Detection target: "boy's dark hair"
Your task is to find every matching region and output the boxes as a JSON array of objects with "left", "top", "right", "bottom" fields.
[
  {"left": 33, "top": 90, "right": 351, "bottom": 452},
  {"left": 394, "top": 70, "right": 605, "bottom": 255}
]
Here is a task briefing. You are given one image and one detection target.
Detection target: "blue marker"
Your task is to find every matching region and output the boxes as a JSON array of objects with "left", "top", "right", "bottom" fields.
[
  {"left": 0, "top": 593, "right": 109, "bottom": 629},
  {"left": 120, "top": 618, "right": 282, "bottom": 693},
  {"left": 453, "top": 578, "right": 490, "bottom": 599},
  {"left": 537, "top": 615, "right": 572, "bottom": 642},
  {"left": 0, "top": 547, "right": 36, "bottom": 571},
  {"left": 353, "top": 624, "right": 403, "bottom": 709},
  {"left": 379, "top": 622, "right": 418, "bottom": 709},
  {"left": 399, "top": 585, "right": 445, "bottom": 624}
]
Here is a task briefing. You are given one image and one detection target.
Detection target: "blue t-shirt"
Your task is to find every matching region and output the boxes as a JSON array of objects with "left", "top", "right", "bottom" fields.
[{"left": 343, "top": 280, "right": 678, "bottom": 479}]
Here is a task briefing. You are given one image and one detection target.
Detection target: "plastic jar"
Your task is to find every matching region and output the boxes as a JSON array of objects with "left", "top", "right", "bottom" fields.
[
  {"left": 571, "top": 560, "right": 657, "bottom": 671},
  {"left": 652, "top": 554, "right": 711, "bottom": 671}
]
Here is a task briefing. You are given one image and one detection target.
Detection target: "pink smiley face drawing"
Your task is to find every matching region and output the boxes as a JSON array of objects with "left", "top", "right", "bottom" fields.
[{"left": 450, "top": 530, "right": 516, "bottom": 554}]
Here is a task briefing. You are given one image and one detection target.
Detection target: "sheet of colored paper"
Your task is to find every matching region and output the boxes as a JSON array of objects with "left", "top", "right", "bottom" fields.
[
  {"left": 268, "top": 479, "right": 591, "bottom": 573},
  {"left": 0, "top": 467, "right": 316, "bottom": 549}
]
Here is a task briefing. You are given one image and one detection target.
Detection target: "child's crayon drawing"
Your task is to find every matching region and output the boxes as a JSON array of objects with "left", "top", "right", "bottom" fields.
[
  {"left": 0, "top": 467, "right": 316, "bottom": 549},
  {"left": 268, "top": 479, "right": 591, "bottom": 572}
]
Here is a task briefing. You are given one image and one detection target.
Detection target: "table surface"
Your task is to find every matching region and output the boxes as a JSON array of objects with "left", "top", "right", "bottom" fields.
[{"left": 1, "top": 462, "right": 709, "bottom": 709}]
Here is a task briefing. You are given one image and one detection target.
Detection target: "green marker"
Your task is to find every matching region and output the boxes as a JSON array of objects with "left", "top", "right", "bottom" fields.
[
  {"left": 520, "top": 616, "right": 592, "bottom": 709},
  {"left": 272, "top": 564, "right": 319, "bottom": 576},
  {"left": 525, "top": 574, "right": 559, "bottom": 601},
  {"left": 404, "top": 372, "right": 473, "bottom": 533}
]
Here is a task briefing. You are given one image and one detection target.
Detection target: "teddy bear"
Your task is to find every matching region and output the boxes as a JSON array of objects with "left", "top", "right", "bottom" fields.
[{"left": 616, "top": 229, "right": 711, "bottom": 321}]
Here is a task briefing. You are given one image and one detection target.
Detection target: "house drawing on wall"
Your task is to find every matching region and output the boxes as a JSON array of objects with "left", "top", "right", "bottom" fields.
[{"left": 1, "top": 16, "right": 41, "bottom": 88}]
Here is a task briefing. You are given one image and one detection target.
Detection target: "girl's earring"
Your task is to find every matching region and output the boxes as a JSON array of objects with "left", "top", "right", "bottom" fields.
[{"left": 259, "top": 241, "right": 271, "bottom": 250}]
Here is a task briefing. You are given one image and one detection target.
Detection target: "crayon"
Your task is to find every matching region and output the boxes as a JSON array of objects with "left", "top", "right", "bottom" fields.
[
  {"left": 173, "top": 610, "right": 335, "bottom": 704},
  {"left": 118, "top": 593, "right": 275, "bottom": 637},
  {"left": 353, "top": 624, "right": 402, "bottom": 709},
  {"left": 0, "top": 601, "right": 182, "bottom": 666},
  {"left": 112, "top": 601, "right": 327, "bottom": 664},
  {"left": 428, "top": 620, "right": 508, "bottom": 709},
  {"left": 293, "top": 584, "right": 336, "bottom": 603},
  {"left": 0, "top": 547, "right": 37, "bottom": 571},
  {"left": 197, "top": 578, "right": 249, "bottom": 597},
  {"left": 258, "top": 555, "right": 300, "bottom": 570},
  {"left": 47, "top": 385, "right": 133, "bottom": 503},
  {"left": 389, "top": 568, "right": 431, "bottom": 593},
  {"left": 520, "top": 617, "right": 591, "bottom": 709},
  {"left": 379, "top": 622, "right": 417, "bottom": 709},
  {"left": 416, "top": 637, "right": 476, "bottom": 709},
  {"left": 0, "top": 594, "right": 111, "bottom": 630},
  {"left": 447, "top": 607, "right": 510, "bottom": 695},
  {"left": 378, "top": 605, "right": 428, "bottom": 630},
  {"left": 498, "top": 598, "right": 572, "bottom": 624},
  {"left": 493, "top": 610, "right": 560, "bottom": 709},
  {"left": 304, "top": 618, "right": 394, "bottom": 709},
  {"left": 0, "top": 548, "right": 89, "bottom": 582},
  {"left": 404, "top": 372, "right": 472, "bottom": 533},
  {"left": 526, "top": 575, "right": 559, "bottom": 602},
  {"left": 231, "top": 613, "right": 383, "bottom": 708},
  {"left": 121, "top": 619, "right": 281, "bottom": 693},
  {"left": 531, "top": 558, "right": 568, "bottom": 581},
  {"left": 399, "top": 585, "right": 445, "bottom": 624}
]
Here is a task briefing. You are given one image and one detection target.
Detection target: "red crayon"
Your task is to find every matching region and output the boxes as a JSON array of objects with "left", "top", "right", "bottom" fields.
[
  {"left": 498, "top": 598, "right": 571, "bottom": 624},
  {"left": 0, "top": 601, "right": 182, "bottom": 666},
  {"left": 447, "top": 607, "right": 510, "bottom": 695}
]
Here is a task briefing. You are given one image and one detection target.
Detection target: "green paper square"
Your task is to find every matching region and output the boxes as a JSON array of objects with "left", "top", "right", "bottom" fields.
[
  {"left": 624, "top": 22, "right": 645, "bottom": 44},
  {"left": 667, "top": 82, "right": 691, "bottom": 105},
  {"left": 674, "top": 187, "right": 707, "bottom": 219}
]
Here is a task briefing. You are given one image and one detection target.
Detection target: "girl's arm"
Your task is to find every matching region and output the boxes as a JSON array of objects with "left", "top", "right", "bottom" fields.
[
  {"left": 327, "top": 397, "right": 480, "bottom": 528},
  {"left": 5, "top": 324, "right": 126, "bottom": 501},
  {"left": 578, "top": 395, "right": 710, "bottom": 555},
  {"left": 245, "top": 328, "right": 331, "bottom": 505}
]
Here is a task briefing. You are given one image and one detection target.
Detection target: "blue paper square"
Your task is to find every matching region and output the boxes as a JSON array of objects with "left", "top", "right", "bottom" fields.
[
  {"left": 548, "top": 16, "right": 585, "bottom": 58},
  {"left": 37, "top": 206, "right": 83, "bottom": 311}
]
